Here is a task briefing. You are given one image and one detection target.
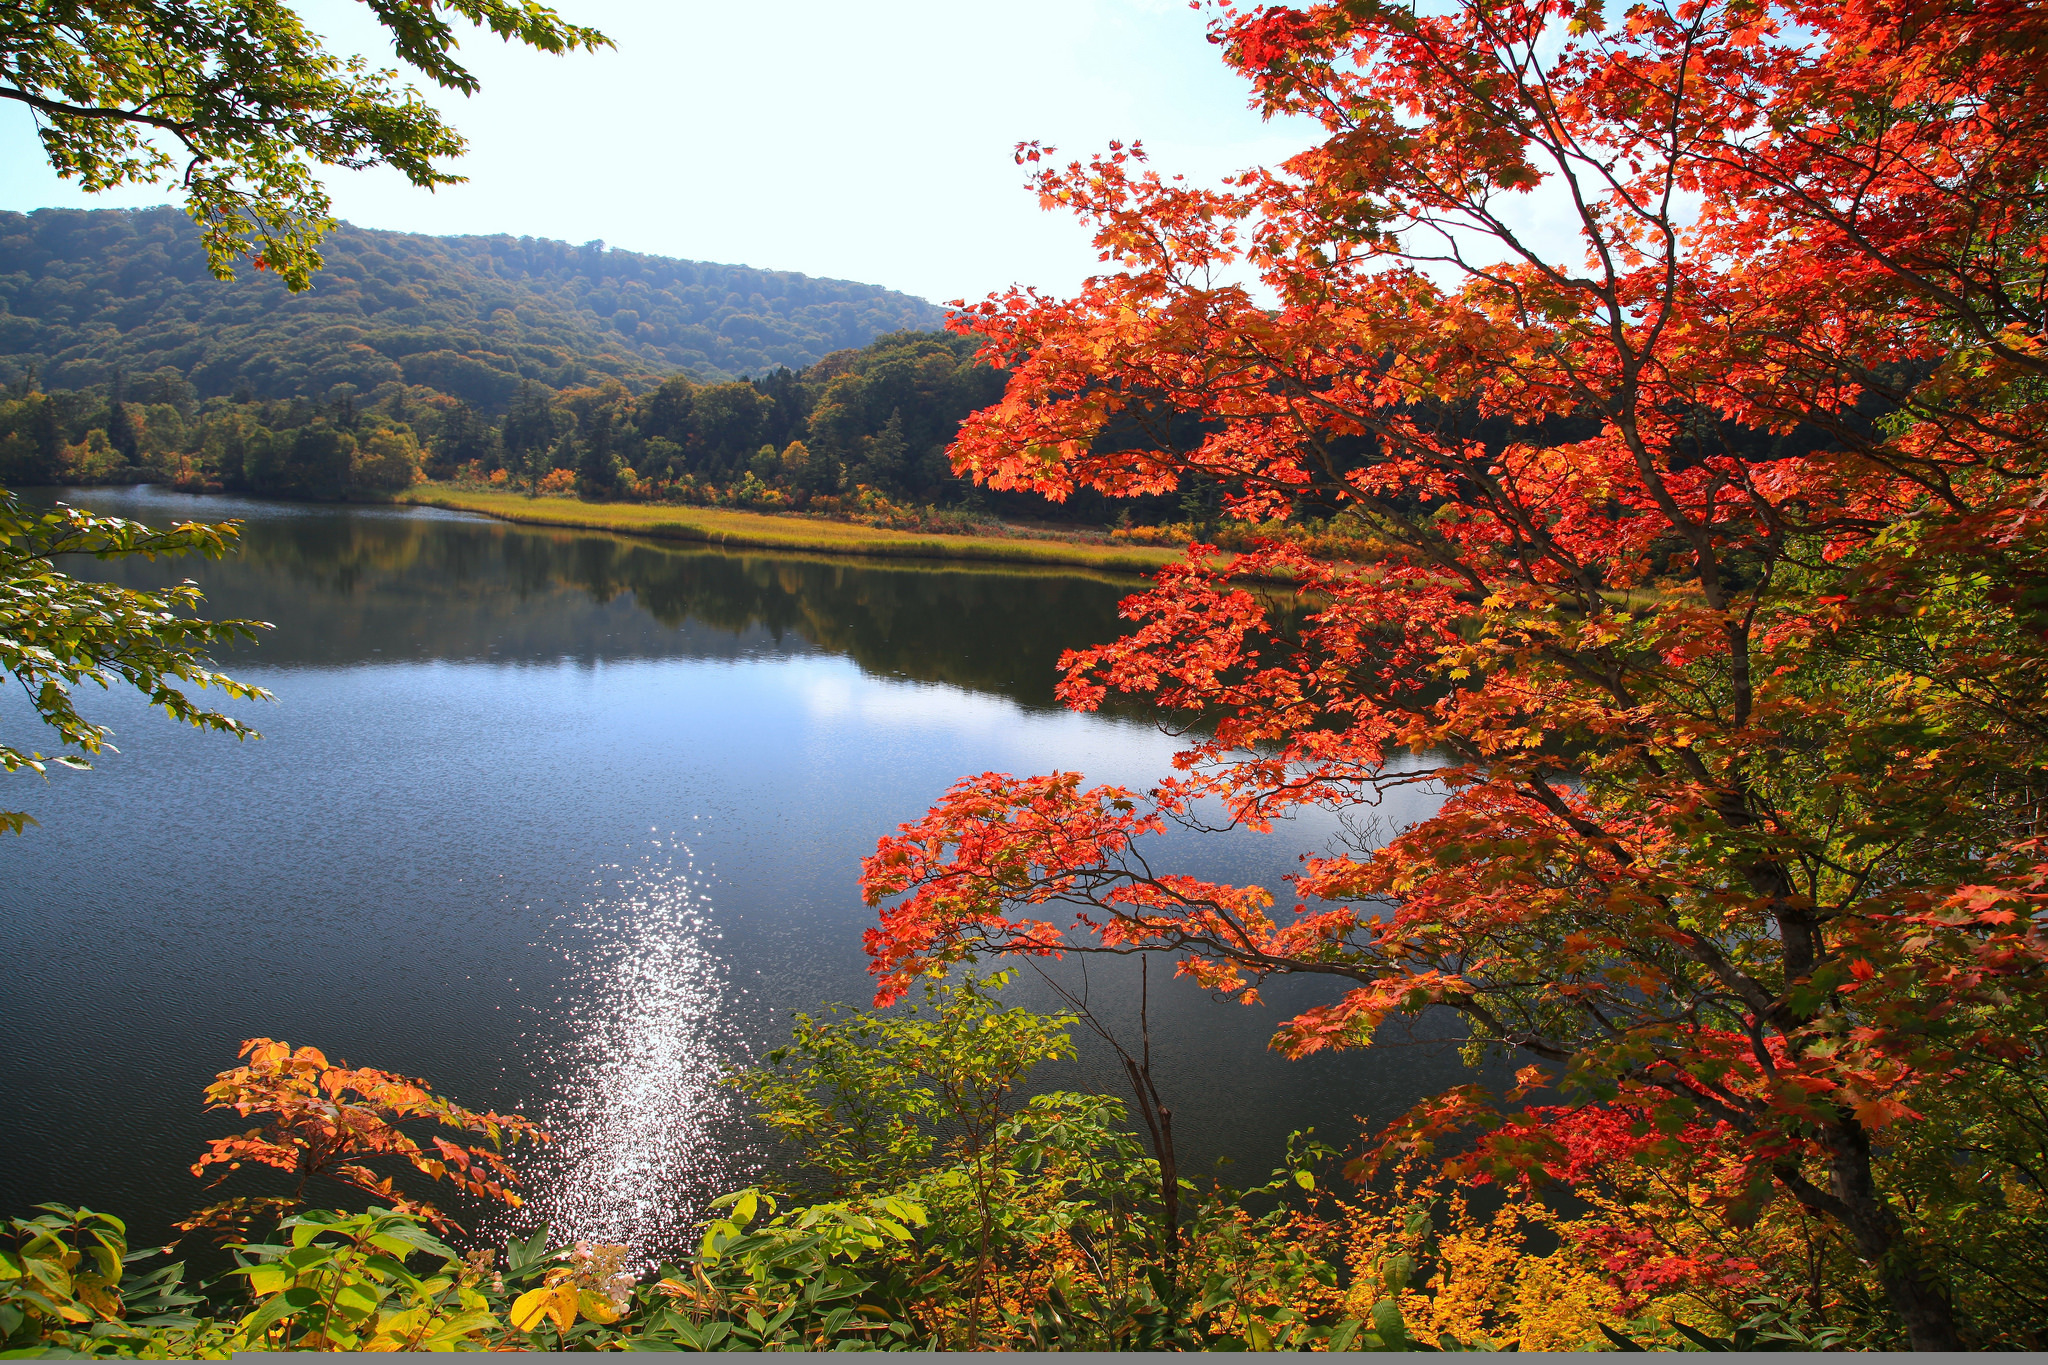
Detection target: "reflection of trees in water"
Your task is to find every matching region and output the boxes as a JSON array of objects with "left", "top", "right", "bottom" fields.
[
  {"left": 74, "top": 510, "right": 1145, "bottom": 711},
  {"left": 608, "top": 544, "right": 1136, "bottom": 707},
  {"left": 535, "top": 530, "right": 1141, "bottom": 709}
]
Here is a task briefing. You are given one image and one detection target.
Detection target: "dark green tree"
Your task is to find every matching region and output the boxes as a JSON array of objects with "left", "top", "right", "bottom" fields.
[
  {"left": 692, "top": 382, "right": 766, "bottom": 476},
  {"left": 281, "top": 422, "right": 351, "bottom": 495},
  {"left": 142, "top": 369, "right": 195, "bottom": 410},
  {"left": 753, "top": 367, "right": 807, "bottom": 449},
  {"left": 576, "top": 405, "right": 617, "bottom": 495},
  {"left": 31, "top": 394, "right": 61, "bottom": 479},
  {"left": 799, "top": 438, "right": 842, "bottom": 496},
  {"left": 1177, "top": 473, "right": 1221, "bottom": 539},
  {"left": 544, "top": 429, "right": 577, "bottom": 490},
  {"left": 501, "top": 381, "right": 554, "bottom": 472},
  {"left": 104, "top": 370, "right": 139, "bottom": 464},
  {"left": 857, "top": 408, "right": 908, "bottom": 492},
  {"left": 638, "top": 376, "right": 695, "bottom": 445},
  {"left": 327, "top": 385, "right": 358, "bottom": 432},
  {"left": 434, "top": 400, "right": 493, "bottom": 473}
]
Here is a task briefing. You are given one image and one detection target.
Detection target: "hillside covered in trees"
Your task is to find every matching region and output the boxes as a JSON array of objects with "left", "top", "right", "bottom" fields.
[
  {"left": 0, "top": 328, "right": 1151, "bottom": 525},
  {"left": 0, "top": 208, "right": 1174, "bottom": 527},
  {"left": 0, "top": 208, "right": 948, "bottom": 400}
]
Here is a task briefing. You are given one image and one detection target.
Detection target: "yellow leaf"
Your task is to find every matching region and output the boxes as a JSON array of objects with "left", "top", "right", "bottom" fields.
[
  {"left": 243, "top": 1265, "right": 289, "bottom": 1296},
  {"left": 77, "top": 1283, "right": 123, "bottom": 1320},
  {"left": 510, "top": 1285, "right": 576, "bottom": 1333}
]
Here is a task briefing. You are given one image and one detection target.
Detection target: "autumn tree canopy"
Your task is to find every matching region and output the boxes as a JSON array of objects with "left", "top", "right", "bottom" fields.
[{"left": 861, "top": 0, "right": 2048, "bottom": 1348}]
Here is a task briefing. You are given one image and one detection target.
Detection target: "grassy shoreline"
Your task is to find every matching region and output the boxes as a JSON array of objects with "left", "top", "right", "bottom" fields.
[{"left": 395, "top": 485, "right": 1188, "bottom": 575}]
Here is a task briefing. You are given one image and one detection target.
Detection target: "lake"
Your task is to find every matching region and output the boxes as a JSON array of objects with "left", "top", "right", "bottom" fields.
[{"left": 0, "top": 486, "right": 1485, "bottom": 1258}]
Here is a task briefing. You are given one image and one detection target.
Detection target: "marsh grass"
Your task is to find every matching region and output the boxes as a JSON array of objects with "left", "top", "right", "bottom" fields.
[{"left": 395, "top": 486, "right": 1190, "bottom": 575}]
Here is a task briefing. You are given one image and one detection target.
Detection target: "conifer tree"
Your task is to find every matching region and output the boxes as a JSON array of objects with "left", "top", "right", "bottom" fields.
[{"left": 104, "top": 370, "right": 139, "bottom": 464}]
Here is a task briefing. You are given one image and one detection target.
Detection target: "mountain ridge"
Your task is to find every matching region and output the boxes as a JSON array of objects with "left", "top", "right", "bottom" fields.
[{"left": 0, "top": 207, "right": 949, "bottom": 407}]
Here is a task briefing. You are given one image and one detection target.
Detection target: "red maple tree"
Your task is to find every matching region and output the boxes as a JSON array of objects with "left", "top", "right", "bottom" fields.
[
  {"left": 182, "top": 1038, "right": 547, "bottom": 1237},
  {"left": 860, "top": 0, "right": 2048, "bottom": 1347}
]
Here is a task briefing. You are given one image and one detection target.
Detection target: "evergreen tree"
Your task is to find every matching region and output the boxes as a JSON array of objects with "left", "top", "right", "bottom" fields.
[
  {"left": 286, "top": 423, "right": 352, "bottom": 494},
  {"left": 800, "top": 438, "right": 841, "bottom": 496},
  {"left": 544, "top": 430, "right": 577, "bottom": 490},
  {"left": 31, "top": 395, "right": 60, "bottom": 479},
  {"left": 577, "top": 406, "right": 618, "bottom": 494},
  {"left": 105, "top": 370, "right": 139, "bottom": 464},
  {"left": 640, "top": 437, "right": 682, "bottom": 482},
  {"left": 857, "top": 408, "right": 907, "bottom": 492},
  {"left": 754, "top": 367, "right": 808, "bottom": 450},
  {"left": 1178, "top": 473, "right": 1221, "bottom": 539},
  {"left": 638, "top": 376, "right": 694, "bottom": 445},
  {"left": 502, "top": 382, "right": 555, "bottom": 472},
  {"left": 437, "top": 400, "right": 493, "bottom": 472}
]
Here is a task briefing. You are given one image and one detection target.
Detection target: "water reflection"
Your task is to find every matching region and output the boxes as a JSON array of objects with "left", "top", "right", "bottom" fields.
[
  {"left": 506, "top": 846, "right": 749, "bottom": 1252},
  {"left": 2, "top": 488, "right": 1478, "bottom": 1260},
  {"left": 43, "top": 486, "right": 1137, "bottom": 708}
]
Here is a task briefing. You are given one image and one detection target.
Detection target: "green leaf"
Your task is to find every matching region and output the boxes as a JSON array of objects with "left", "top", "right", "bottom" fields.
[
  {"left": 505, "top": 1226, "right": 552, "bottom": 1276},
  {"left": 332, "top": 1281, "right": 385, "bottom": 1322},
  {"left": 1669, "top": 1319, "right": 1730, "bottom": 1351},
  {"left": 367, "top": 1219, "right": 455, "bottom": 1261},
  {"left": 1371, "top": 1298, "right": 1411, "bottom": 1348},
  {"left": 1598, "top": 1322, "right": 1647, "bottom": 1352},
  {"left": 237, "top": 1283, "right": 321, "bottom": 1341}
]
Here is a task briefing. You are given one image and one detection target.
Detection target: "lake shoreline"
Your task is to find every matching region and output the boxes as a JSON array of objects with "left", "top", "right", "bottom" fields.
[
  {"left": 22, "top": 480, "right": 1294, "bottom": 582},
  {"left": 392, "top": 485, "right": 1190, "bottom": 575}
]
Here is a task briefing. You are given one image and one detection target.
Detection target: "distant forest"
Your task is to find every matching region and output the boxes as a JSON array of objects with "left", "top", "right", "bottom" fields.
[
  {"left": 0, "top": 327, "right": 999, "bottom": 497},
  {"left": 0, "top": 209, "right": 1171, "bottom": 524},
  {"left": 0, "top": 208, "right": 947, "bottom": 396}
]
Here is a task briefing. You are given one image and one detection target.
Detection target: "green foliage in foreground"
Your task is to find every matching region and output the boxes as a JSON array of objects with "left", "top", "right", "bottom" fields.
[
  {"left": 0, "top": 489, "right": 268, "bottom": 833},
  {"left": 0, "top": 977, "right": 1427, "bottom": 1354},
  {"left": 16, "top": 975, "right": 2034, "bottom": 1351}
]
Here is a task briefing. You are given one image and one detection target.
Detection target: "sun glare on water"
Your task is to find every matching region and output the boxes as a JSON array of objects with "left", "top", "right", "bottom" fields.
[{"left": 499, "top": 843, "right": 753, "bottom": 1255}]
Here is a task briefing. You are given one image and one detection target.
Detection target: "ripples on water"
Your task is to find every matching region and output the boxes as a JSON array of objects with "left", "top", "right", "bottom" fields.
[
  {"left": 503, "top": 840, "right": 753, "bottom": 1254},
  {"left": 2, "top": 490, "right": 1492, "bottom": 1257}
]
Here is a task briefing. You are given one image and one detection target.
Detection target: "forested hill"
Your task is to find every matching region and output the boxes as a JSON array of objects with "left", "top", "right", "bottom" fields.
[{"left": 0, "top": 208, "right": 947, "bottom": 404}]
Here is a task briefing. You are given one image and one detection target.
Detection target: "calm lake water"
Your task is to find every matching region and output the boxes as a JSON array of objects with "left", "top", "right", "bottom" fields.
[{"left": 1, "top": 486, "right": 1485, "bottom": 1257}]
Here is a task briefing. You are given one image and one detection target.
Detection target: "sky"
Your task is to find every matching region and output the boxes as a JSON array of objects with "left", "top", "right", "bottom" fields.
[{"left": 0, "top": 0, "right": 1315, "bottom": 307}]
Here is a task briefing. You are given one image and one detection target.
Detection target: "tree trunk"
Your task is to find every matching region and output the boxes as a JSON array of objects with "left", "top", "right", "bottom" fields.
[{"left": 1821, "top": 1121, "right": 1962, "bottom": 1349}]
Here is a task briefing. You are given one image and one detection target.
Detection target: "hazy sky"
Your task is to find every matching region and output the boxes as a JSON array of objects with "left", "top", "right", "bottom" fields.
[{"left": 0, "top": 0, "right": 1313, "bottom": 306}]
